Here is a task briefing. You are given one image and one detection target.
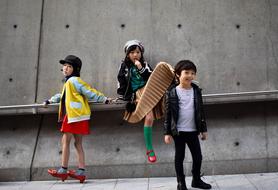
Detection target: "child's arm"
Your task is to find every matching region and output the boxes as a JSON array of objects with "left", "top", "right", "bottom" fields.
[
  {"left": 164, "top": 91, "right": 173, "bottom": 144},
  {"left": 199, "top": 89, "right": 207, "bottom": 132},
  {"left": 49, "top": 94, "right": 62, "bottom": 103},
  {"left": 138, "top": 61, "right": 152, "bottom": 81},
  {"left": 198, "top": 88, "right": 208, "bottom": 140},
  {"left": 73, "top": 78, "right": 107, "bottom": 103},
  {"left": 43, "top": 93, "right": 61, "bottom": 106},
  {"left": 117, "top": 63, "right": 128, "bottom": 99},
  {"left": 164, "top": 89, "right": 172, "bottom": 137}
]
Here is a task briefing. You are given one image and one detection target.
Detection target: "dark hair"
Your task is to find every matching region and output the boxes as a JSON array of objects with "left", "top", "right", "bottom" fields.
[
  {"left": 174, "top": 60, "right": 197, "bottom": 76},
  {"left": 124, "top": 45, "right": 145, "bottom": 67}
]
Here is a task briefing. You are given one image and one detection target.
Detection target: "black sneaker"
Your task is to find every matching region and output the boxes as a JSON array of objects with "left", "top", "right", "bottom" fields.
[{"left": 191, "top": 178, "right": 212, "bottom": 189}]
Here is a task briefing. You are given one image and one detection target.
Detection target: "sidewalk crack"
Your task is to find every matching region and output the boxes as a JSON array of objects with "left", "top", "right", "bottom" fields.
[{"left": 244, "top": 174, "right": 259, "bottom": 190}]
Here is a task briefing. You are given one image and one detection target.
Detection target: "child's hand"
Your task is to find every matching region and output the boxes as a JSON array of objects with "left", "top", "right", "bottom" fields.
[
  {"left": 134, "top": 60, "right": 142, "bottom": 70},
  {"left": 164, "top": 135, "right": 172, "bottom": 144},
  {"left": 200, "top": 132, "right": 208, "bottom": 141},
  {"left": 43, "top": 100, "right": 50, "bottom": 108},
  {"left": 105, "top": 98, "right": 114, "bottom": 104}
]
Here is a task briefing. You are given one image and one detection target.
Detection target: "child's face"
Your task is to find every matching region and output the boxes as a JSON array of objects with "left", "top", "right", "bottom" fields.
[
  {"left": 178, "top": 69, "right": 196, "bottom": 86},
  {"left": 62, "top": 63, "right": 74, "bottom": 76},
  {"left": 127, "top": 46, "right": 142, "bottom": 63}
]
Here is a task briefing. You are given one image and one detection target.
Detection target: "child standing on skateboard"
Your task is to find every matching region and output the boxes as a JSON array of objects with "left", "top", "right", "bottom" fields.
[{"left": 44, "top": 55, "right": 110, "bottom": 183}]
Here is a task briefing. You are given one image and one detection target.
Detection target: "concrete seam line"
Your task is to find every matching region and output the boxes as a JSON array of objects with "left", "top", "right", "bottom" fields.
[
  {"left": 29, "top": 114, "right": 44, "bottom": 181},
  {"left": 244, "top": 174, "right": 259, "bottom": 190},
  {"left": 113, "top": 179, "right": 118, "bottom": 189},
  {"left": 34, "top": 0, "right": 45, "bottom": 103}
]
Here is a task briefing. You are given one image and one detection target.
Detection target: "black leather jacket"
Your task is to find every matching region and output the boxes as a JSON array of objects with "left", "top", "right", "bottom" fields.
[
  {"left": 117, "top": 61, "right": 152, "bottom": 100},
  {"left": 164, "top": 83, "right": 207, "bottom": 136}
]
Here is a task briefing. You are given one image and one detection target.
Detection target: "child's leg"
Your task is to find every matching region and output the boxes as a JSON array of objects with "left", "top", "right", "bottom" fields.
[
  {"left": 68, "top": 134, "right": 86, "bottom": 183},
  {"left": 186, "top": 132, "right": 202, "bottom": 179},
  {"left": 144, "top": 112, "right": 155, "bottom": 159},
  {"left": 144, "top": 111, "right": 154, "bottom": 126},
  {"left": 173, "top": 133, "right": 186, "bottom": 180},
  {"left": 48, "top": 132, "right": 72, "bottom": 181},
  {"left": 73, "top": 134, "right": 85, "bottom": 169},
  {"left": 61, "top": 132, "right": 73, "bottom": 168},
  {"left": 187, "top": 132, "right": 211, "bottom": 189}
]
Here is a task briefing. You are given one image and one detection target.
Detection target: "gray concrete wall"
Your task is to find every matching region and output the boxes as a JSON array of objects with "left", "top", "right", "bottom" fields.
[
  {"left": 1, "top": 0, "right": 278, "bottom": 182},
  {"left": 0, "top": 115, "right": 42, "bottom": 181},
  {"left": 0, "top": 0, "right": 42, "bottom": 106},
  {"left": 0, "top": 0, "right": 278, "bottom": 106},
  {"left": 0, "top": 101, "right": 278, "bottom": 181}
]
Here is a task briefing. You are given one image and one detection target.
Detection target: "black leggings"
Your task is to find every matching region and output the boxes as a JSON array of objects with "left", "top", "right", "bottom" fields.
[{"left": 173, "top": 131, "right": 202, "bottom": 179}]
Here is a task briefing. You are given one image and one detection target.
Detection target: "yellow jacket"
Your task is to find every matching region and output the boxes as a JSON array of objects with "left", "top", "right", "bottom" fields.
[{"left": 49, "top": 77, "right": 107, "bottom": 123}]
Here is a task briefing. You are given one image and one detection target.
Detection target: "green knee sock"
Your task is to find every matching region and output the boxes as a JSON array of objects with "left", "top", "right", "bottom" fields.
[{"left": 144, "top": 126, "right": 155, "bottom": 156}]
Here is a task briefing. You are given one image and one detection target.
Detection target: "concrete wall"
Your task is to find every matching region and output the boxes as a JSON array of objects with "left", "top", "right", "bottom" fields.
[
  {"left": 0, "top": 0, "right": 278, "bottom": 106},
  {"left": 0, "top": 0, "right": 42, "bottom": 106},
  {"left": 1, "top": 0, "right": 278, "bottom": 182},
  {"left": 0, "top": 115, "right": 42, "bottom": 181},
  {"left": 0, "top": 101, "right": 278, "bottom": 181}
]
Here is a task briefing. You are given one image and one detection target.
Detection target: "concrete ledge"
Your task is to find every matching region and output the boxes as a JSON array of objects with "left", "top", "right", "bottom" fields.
[
  {"left": 204, "top": 90, "right": 278, "bottom": 104},
  {"left": 0, "top": 101, "right": 126, "bottom": 115},
  {"left": 1, "top": 90, "right": 278, "bottom": 115}
]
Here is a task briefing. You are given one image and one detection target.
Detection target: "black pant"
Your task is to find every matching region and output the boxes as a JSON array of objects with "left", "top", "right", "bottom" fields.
[{"left": 173, "top": 131, "right": 202, "bottom": 179}]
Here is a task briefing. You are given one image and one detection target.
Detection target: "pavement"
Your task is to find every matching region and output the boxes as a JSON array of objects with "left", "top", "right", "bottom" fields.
[{"left": 0, "top": 172, "right": 278, "bottom": 190}]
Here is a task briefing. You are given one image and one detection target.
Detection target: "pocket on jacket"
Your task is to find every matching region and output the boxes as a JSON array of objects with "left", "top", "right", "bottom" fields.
[{"left": 70, "top": 101, "right": 82, "bottom": 109}]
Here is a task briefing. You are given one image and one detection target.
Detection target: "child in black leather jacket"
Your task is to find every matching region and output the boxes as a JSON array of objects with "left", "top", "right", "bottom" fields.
[{"left": 164, "top": 60, "right": 211, "bottom": 190}]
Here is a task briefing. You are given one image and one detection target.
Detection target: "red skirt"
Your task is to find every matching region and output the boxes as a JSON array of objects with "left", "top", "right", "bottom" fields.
[{"left": 61, "top": 115, "right": 90, "bottom": 135}]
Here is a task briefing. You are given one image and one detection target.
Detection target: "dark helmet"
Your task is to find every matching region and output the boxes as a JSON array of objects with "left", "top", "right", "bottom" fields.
[{"left": 59, "top": 55, "right": 82, "bottom": 76}]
